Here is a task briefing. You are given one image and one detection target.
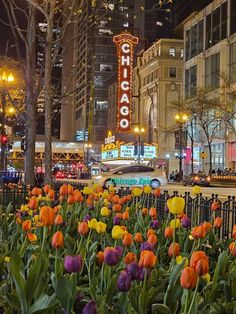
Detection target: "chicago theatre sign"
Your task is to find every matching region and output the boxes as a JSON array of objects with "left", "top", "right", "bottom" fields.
[{"left": 113, "top": 32, "right": 138, "bottom": 132}]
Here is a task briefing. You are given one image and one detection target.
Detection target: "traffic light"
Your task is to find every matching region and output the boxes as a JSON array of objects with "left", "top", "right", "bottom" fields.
[{"left": 1, "top": 134, "right": 8, "bottom": 145}]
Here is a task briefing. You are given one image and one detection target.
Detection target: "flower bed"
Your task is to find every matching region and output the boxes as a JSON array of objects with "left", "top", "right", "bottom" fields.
[{"left": 0, "top": 184, "right": 236, "bottom": 313}]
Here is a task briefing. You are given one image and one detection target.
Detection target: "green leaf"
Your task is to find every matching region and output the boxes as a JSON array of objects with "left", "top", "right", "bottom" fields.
[
  {"left": 152, "top": 304, "right": 171, "bottom": 314},
  {"left": 29, "top": 293, "right": 58, "bottom": 313},
  {"left": 212, "top": 251, "right": 228, "bottom": 286},
  {"left": 10, "top": 250, "right": 28, "bottom": 313},
  {"left": 105, "top": 274, "right": 118, "bottom": 306}
]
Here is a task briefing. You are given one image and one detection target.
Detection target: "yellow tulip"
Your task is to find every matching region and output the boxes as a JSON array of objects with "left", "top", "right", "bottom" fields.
[
  {"left": 176, "top": 255, "right": 189, "bottom": 267},
  {"left": 112, "top": 225, "right": 126, "bottom": 240},
  {"left": 192, "top": 185, "right": 201, "bottom": 195},
  {"left": 101, "top": 207, "right": 109, "bottom": 217},
  {"left": 20, "top": 205, "right": 29, "bottom": 212},
  {"left": 143, "top": 185, "right": 152, "bottom": 194},
  {"left": 96, "top": 221, "right": 107, "bottom": 233},
  {"left": 33, "top": 215, "right": 40, "bottom": 223},
  {"left": 4, "top": 256, "right": 10, "bottom": 263},
  {"left": 88, "top": 218, "right": 98, "bottom": 230},
  {"left": 170, "top": 218, "right": 181, "bottom": 229},
  {"left": 103, "top": 199, "right": 110, "bottom": 206},
  {"left": 132, "top": 187, "right": 143, "bottom": 197},
  {"left": 167, "top": 197, "right": 185, "bottom": 215},
  {"left": 83, "top": 186, "right": 93, "bottom": 195},
  {"left": 108, "top": 186, "right": 115, "bottom": 192},
  {"left": 202, "top": 273, "right": 211, "bottom": 283}
]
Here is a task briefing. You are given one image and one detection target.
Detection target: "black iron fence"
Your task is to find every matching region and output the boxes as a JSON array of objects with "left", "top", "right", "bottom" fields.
[{"left": 0, "top": 183, "right": 236, "bottom": 239}]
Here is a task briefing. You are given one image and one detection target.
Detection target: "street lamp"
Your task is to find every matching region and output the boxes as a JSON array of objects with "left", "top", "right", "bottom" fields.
[
  {"left": 0, "top": 70, "right": 14, "bottom": 171},
  {"left": 134, "top": 126, "right": 145, "bottom": 164},
  {"left": 84, "top": 143, "right": 92, "bottom": 175},
  {"left": 175, "top": 113, "right": 188, "bottom": 180}
]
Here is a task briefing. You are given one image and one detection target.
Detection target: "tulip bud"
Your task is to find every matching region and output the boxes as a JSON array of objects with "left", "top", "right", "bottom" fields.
[
  {"left": 64, "top": 255, "right": 83, "bottom": 273},
  {"left": 117, "top": 270, "right": 131, "bottom": 291},
  {"left": 82, "top": 300, "right": 98, "bottom": 314}
]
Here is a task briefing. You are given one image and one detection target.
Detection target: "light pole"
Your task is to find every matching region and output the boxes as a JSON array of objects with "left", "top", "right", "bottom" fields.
[
  {"left": 175, "top": 113, "right": 188, "bottom": 180},
  {"left": 0, "top": 70, "right": 14, "bottom": 172},
  {"left": 84, "top": 143, "right": 92, "bottom": 175},
  {"left": 134, "top": 126, "right": 145, "bottom": 164}
]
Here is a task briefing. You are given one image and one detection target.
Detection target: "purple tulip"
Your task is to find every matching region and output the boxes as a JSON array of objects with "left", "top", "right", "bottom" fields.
[
  {"left": 117, "top": 270, "right": 132, "bottom": 291},
  {"left": 113, "top": 216, "right": 121, "bottom": 225},
  {"left": 139, "top": 268, "right": 151, "bottom": 281},
  {"left": 88, "top": 205, "right": 94, "bottom": 210},
  {"left": 126, "top": 262, "right": 142, "bottom": 281},
  {"left": 82, "top": 300, "right": 98, "bottom": 314},
  {"left": 181, "top": 216, "right": 191, "bottom": 228},
  {"left": 165, "top": 206, "right": 169, "bottom": 213},
  {"left": 114, "top": 246, "right": 123, "bottom": 258},
  {"left": 64, "top": 255, "right": 83, "bottom": 273},
  {"left": 82, "top": 214, "right": 91, "bottom": 222},
  {"left": 150, "top": 219, "right": 159, "bottom": 229},
  {"left": 104, "top": 249, "right": 119, "bottom": 266},
  {"left": 140, "top": 242, "right": 154, "bottom": 251}
]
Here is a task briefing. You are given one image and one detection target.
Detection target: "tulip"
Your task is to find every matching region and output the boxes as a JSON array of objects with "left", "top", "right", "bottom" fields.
[
  {"left": 168, "top": 242, "right": 181, "bottom": 257},
  {"left": 181, "top": 216, "right": 191, "bottom": 228},
  {"left": 52, "top": 231, "right": 64, "bottom": 248},
  {"left": 59, "top": 184, "right": 67, "bottom": 196},
  {"left": 104, "top": 248, "right": 119, "bottom": 266},
  {"left": 191, "top": 225, "right": 206, "bottom": 239},
  {"left": 55, "top": 214, "right": 63, "bottom": 225},
  {"left": 112, "top": 225, "right": 126, "bottom": 240},
  {"left": 124, "top": 252, "right": 137, "bottom": 265},
  {"left": 229, "top": 242, "right": 236, "bottom": 256},
  {"left": 153, "top": 187, "right": 161, "bottom": 196},
  {"left": 202, "top": 273, "right": 211, "bottom": 283},
  {"left": 112, "top": 195, "right": 120, "bottom": 203},
  {"left": 47, "top": 189, "right": 55, "bottom": 200},
  {"left": 22, "top": 219, "right": 32, "bottom": 231},
  {"left": 176, "top": 255, "right": 189, "bottom": 267},
  {"left": 192, "top": 185, "right": 201, "bottom": 195},
  {"left": 167, "top": 196, "right": 185, "bottom": 215},
  {"left": 150, "top": 219, "right": 159, "bottom": 229},
  {"left": 101, "top": 206, "right": 109, "bottom": 217},
  {"left": 142, "top": 207, "right": 148, "bottom": 215},
  {"left": 139, "top": 250, "right": 157, "bottom": 268},
  {"left": 82, "top": 300, "right": 98, "bottom": 314},
  {"left": 233, "top": 225, "right": 236, "bottom": 239},
  {"left": 147, "top": 233, "right": 157, "bottom": 246},
  {"left": 29, "top": 196, "right": 37, "bottom": 210},
  {"left": 113, "top": 216, "right": 121, "bottom": 225},
  {"left": 214, "top": 217, "right": 222, "bottom": 228},
  {"left": 27, "top": 233, "right": 37, "bottom": 242},
  {"left": 211, "top": 200, "right": 220, "bottom": 211},
  {"left": 149, "top": 207, "right": 157, "bottom": 219},
  {"left": 180, "top": 267, "right": 198, "bottom": 289},
  {"left": 96, "top": 221, "right": 107, "bottom": 234},
  {"left": 78, "top": 221, "right": 89, "bottom": 235},
  {"left": 123, "top": 210, "right": 129, "bottom": 220},
  {"left": 147, "top": 229, "right": 155, "bottom": 237},
  {"left": 82, "top": 186, "right": 93, "bottom": 195},
  {"left": 40, "top": 206, "right": 55, "bottom": 226},
  {"left": 117, "top": 270, "right": 131, "bottom": 291},
  {"left": 112, "top": 204, "right": 122, "bottom": 212},
  {"left": 164, "top": 226, "right": 173, "bottom": 239},
  {"left": 67, "top": 194, "right": 75, "bottom": 204},
  {"left": 43, "top": 184, "right": 51, "bottom": 194},
  {"left": 132, "top": 187, "right": 143, "bottom": 197},
  {"left": 140, "top": 242, "right": 154, "bottom": 251},
  {"left": 134, "top": 232, "right": 143, "bottom": 243},
  {"left": 123, "top": 233, "right": 133, "bottom": 247},
  {"left": 190, "top": 251, "right": 209, "bottom": 276},
  {"left": 82, "top": 214, "right": 91, "bottom": 222},
  {"left": 114, "top": 246, "right": 123, "bottom": 258},
  {"left": 97, "top": 251, "right": 104, "bottom": 265},
  {"left": 64, "top": 255, "right": 83, "bottom": 273},
  {"left": 126, "top": 262, "right": 142, "bottom": 280},
  {"left": 202, "top": 221, "right": 212, "bottom": 232},
  {"left": 144, "top": 185, "right": 152, "bottom": 194},
  {"left": 170, "top": 218, "right": 181, "bottom": 229},
  {"left": 88, "top": 218, "right": 98, "bottom": 230}
]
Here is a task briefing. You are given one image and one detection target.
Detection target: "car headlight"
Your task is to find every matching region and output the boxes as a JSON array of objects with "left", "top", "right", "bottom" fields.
[
  {"left": 206, "top": 176, "right": 211, "bottom": 181},
  {"left": 194, "top": 176, "right": 199, "bottom": 181},
  {"left": 95, "top": 175, "right": 102, "bottom": 179}
]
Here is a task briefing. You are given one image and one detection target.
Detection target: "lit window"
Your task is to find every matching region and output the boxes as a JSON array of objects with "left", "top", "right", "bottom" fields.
[
  {"left": 169, "top": 47, "right": 176, "bottom": 57},
  {"left": 156, "top": 21, "right": 163, "bottom": 26},
  {"left": 181, "top": 48, "right": 184, "bottom": 58},
  {"left": 169, "top": 67, "right": 176, "bottom": 78},
  {"left": 123, "top": 22, "right": 129, "bottom": 27}
]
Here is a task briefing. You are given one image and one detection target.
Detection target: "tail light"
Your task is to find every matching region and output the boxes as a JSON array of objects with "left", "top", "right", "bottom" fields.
[
  {"left": 206, "top": 176, "right": 211, "bottom": 181},
  {"left": 194, "top": 176, "right": 199, "bottom": 181}
]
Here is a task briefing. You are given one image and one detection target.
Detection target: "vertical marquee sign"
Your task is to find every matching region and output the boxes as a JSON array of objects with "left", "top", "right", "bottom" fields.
[{"left": 113, "top": 33, "right": 138, "bottom": 132}]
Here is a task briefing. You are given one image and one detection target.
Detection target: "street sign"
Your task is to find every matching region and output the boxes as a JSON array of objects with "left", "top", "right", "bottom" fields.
[{"left": 200, "top": 152, "right": 208, "bottom": 159}]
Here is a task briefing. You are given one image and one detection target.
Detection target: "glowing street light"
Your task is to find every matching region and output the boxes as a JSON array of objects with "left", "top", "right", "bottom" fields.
[
  {"left": 175, "top": 113, "right": 188, "bottom": 180},
  {"left": 134, "top": 126, "right": 145, "bottom": 164}
]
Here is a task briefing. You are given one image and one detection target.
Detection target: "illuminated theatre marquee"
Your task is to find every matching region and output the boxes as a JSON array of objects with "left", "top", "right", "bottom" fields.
[{"left": 113, "top": 33, "right": 138, "bottom": 132}]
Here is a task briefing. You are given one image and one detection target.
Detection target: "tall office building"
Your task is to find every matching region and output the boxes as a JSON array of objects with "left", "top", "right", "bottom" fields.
[{"left": 60, "top": 0, "right": 174, "bottom": 144}]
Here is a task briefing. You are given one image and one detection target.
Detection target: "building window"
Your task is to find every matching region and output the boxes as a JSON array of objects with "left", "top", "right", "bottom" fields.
[
  {"left": 169, "top": 67, "right": 176, "bottom": 78},
  {"left": 205, "top": 52, "right": 220, "bottom": 88},
  {"left": 221, "top": 1, "right": 227, "bottom": 39},
  {"left": 181, "top": 48, "right": 184, "bottom": 58},
  {"left": 231, "top": 0, "right": 236, "bottom": 35},
  {"left": 185, "top": 20, "right": 203, "bottom": 61},
  {"left": 206, "top": 14, "right": 212, "bottom": 49},
  {"left": 190, "top": 24, "right": 198, "bottom": 58},
  {"left": 212, "top": 7, "right": 220, "bottom": 46},
  {"left": 185, "top": 65, "right": 197, "bottom": 99},
  {"left": 230, "top": 43, "right": 236, "bottom": 82},
  {"left": 169, "top": 47, "right": 176, "bottom": 57},
  {"left": 75, "top": 108, "right": 82, "bottom": 120}
]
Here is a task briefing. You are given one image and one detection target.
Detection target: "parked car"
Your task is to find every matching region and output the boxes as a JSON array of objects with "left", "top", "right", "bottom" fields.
[
  {"left": 183, "top": 173, "right": 211, "bottom": 187},
  {"left": 93, "top": 165, "right": 167, "bottom": 189}
]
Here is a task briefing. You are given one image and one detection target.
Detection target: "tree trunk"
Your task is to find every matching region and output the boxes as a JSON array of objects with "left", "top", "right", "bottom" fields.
[
  {"left": 208, "top": 141, "right": 213, "bottom": 175},
  {"left": 190, "top": 121, "right": 194, "bottom": 173},
  {"left": 44, "top": 1, "right": 55, "bottom": 185},
  {"left": 24, "top": 6, "right": 36, "bottom": 186}
]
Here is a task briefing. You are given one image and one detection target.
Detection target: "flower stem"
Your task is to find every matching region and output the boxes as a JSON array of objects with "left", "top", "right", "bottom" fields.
[
  {"left": 41, "top": 226, "right": 47, "bottom": 252},
  {"left": 188, "top": 277, "right": 200, "bottom": 314},
  {"left": 184, "top": 289, "right": 189, "bottom": 314}
]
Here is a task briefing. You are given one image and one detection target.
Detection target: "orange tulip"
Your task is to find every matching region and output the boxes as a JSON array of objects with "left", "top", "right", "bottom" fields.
[
  {"left": 27, "top": 233, "right": 37, "bottom": 242},
  {"left": 229, "top": 242, "right": 236, "bottom": 256},
  {"left": 43, "top": 184, "right": 51, "bottom": 194},
  {"left": 67, "top": 184, "right": 74, "bottom": 195},
  {"left": 180, "top": 267, "right": 198, "bottom": 289},
  {"left": 211, "top": 200, "right": 220, "bottom": 211},
  {"left": 78, "top": 221, "right": 89, "bottom": 236},
  {"left": 22, "top": 219, "right": 32, "bottom": 231},
  {"left": 39, "top": 206, "right": 55, "bottom": 226},
  {"left": 54, "top": 206, "right": 60, "bottom": 214},
  {"left": 47, "top": 189, "right": 55, "bottom": 200},
  {"left": 202, "top": 221, "right": 212, "bottom": 232},
  {"left": 124, "top": 252, "right": 137, "bottom": 264},
  {"left": 74, "top": 191, "right": 83, "bottom": 202},
  {"left": 190, "top": 251, "right": 209, "bottom": 276},
  {"left": 126, "top": 194, "right": 132, "bottom": 201},
  {"left": 232, "top": 225, "right": 236, "bottom": 239},
  {"left": 29, "top": 196, "right": 37, "bottom": 210},
  {"left": 164, "top": 227, "right": 174, "bottom": 239},
  {"left": 118, "top": 197, "right": 125, "bottom": 205},
  {"left": 97, "top": 251, "right": 104, "bottom": 265},
  {"left": 139, "top": 250, "right": 157, "bottom": 268},
  {"left": 59, "top": 184, "right": 67, "bottom": 196},
  {"left": 142, "top": 208, "right": 148, "bottom": 215},
  {"left": 123, "top": 210, "right": 129, "bottom": 220},
  {"left": 67, "top": 194, "right": 75, "bottom": 204},
  {"left": 52, "top": 231, "right": 64, "bottom": 248},
  {"left": 153, "top": 188, "right": 161, "bottom": 197},
  {"left": 147, "top": 233, "right": 157, "bottom": 245},
  {"left": 123, "top": 233, "right": 133, "bottom": 247},
  {"left": 55, "top": 214, "right": 63, "bottom": 225},
  {"left": 214, "top": 217, "right": 222, "bottom": 228},
  {"left": 115, "top": 213, "right": 123, "bottom": 219},
  {"left": 168, "top": 242, "right": 181, "bottom": 257},
  {"left": 149, "top": 207, "right": 157, "bottom": 219},
  {"left": 112, "top": 204, "right": 122, "bottom": 212},
  {"left": 191, "top": 225, "right": 206, "bottom": 239},
  {"left": 112, "top": 195, "right": 120, "bottom": 203},
  {"left": 134, "top": 232, "right": 143, "bottom": 243}
]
